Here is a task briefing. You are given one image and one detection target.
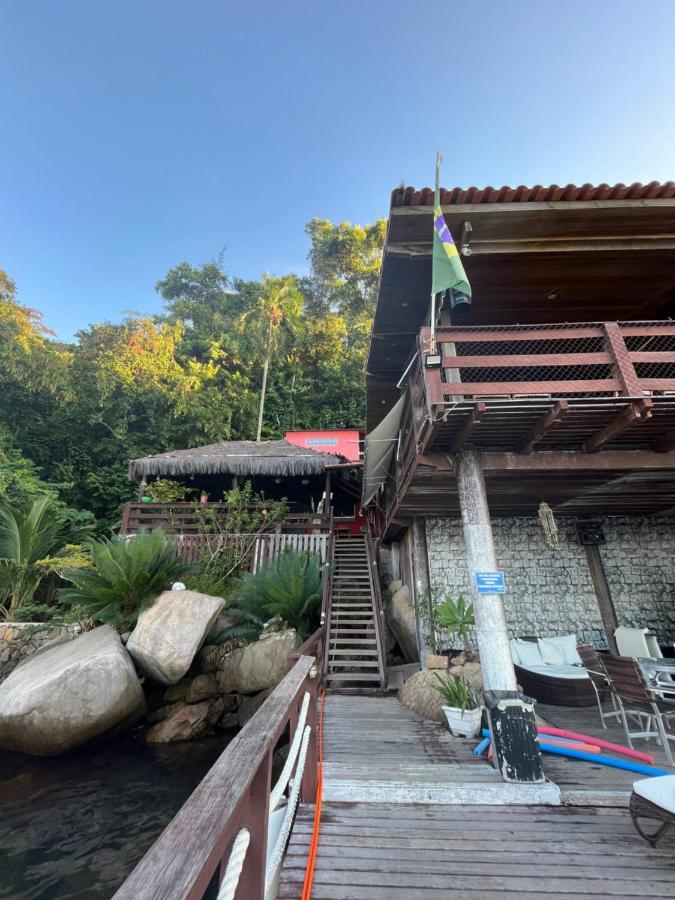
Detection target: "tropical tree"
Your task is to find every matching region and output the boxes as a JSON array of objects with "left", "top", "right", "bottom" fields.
[{"left": 0, "top": 497, "right": 76, "bottom": 620}]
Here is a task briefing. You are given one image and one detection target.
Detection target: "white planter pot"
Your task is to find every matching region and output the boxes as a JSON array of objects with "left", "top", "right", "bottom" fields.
[{"left": 442, "top": 704, "right": 483, "bottom": 738}]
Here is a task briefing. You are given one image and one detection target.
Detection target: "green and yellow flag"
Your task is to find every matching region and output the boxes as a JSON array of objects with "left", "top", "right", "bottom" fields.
[{"left": 432, "top": 155, "right": 471, "bottom": 309}]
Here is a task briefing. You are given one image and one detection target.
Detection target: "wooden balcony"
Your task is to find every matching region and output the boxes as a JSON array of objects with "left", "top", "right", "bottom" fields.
[
  {"left": 120, "top": 502, "right": 331, "bottom": 536},
  {"left": 380, "top": 320, "right": 675, "bottom": 527}
]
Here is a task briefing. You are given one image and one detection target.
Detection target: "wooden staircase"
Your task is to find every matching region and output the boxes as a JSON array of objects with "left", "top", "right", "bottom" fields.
[{"left": 324, "top": 532, "right": 386, "bottom": 690}]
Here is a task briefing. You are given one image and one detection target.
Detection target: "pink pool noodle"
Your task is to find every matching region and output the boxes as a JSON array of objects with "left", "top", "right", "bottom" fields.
[
  {"left": 543, "top": 737, "right": 601, "bottom": 755},
  {"left": 537, "top": 726, "right": 654, "bottom": 764}
]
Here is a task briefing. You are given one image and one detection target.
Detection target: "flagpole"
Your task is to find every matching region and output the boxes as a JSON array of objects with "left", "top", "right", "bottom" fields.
[{"left": 428, "top": 151, "right": 443, "bottom": 352}]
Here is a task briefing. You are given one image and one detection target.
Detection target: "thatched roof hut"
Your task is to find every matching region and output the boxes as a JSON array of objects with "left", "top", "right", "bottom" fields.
[{"left": 128, "top": 439, "right": 347, "bottom": 482}]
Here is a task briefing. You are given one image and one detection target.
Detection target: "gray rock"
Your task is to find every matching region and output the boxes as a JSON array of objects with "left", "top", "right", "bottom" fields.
[
  {"left": 0, "top": 626, "right": 146, "bottom": 755},
  {"left": 398, "top": 669, "right": 445, "bottom": 723},
  {"left": 126, "top": 590, "right": 224, "bottom": 685},
  {"left": 145, "top": 701, "right": 211, "bottom": 743},
  {"left": 164, "top": 673, "right": 219, "bottom": 705},
  {"left": 216, "top": 629, "right": 296, "bottom": 695},
  {"left": 236, "top": 688, "right": 273, "bottom": 726},
  {"left": 388, "top": 579, "right": 403, "bottom": 596},
  {"left": 387, "top": 585, "right": 419, "bottom": 663}
]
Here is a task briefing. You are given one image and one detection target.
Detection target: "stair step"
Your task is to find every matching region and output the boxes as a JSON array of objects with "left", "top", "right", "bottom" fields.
[
  {"left": 331, "top": 605, "right": 373, "bottom": 610},
  {"left": 325, "top": 673, "right": 382, "bottom": 682},
  {"left": 328, "top": 648, "right": 379, "bottom": 656},
  {"left": 328, "top": 637, "right": 377, "bottom": 644},
  {"left": 330, "top": 659, "right": 380, "bottom": 669},
  {"left": 331, "top": 630, "right": 375, "bottom": 637}
]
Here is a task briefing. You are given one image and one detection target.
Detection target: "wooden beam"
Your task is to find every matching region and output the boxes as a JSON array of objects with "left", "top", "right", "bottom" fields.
[
  {"left": 583, "top": 544, "right": 619, "bottom": 655},
  {"left": 449, "top": 402, "right": 487, "bottom": 451},
  {"left": 390, "top": 198, "right": 675, "bottom": 216},
  {"left": 519, "top": 401, "right": 569, "bottom": 453},
  {"left": 583, "top": 399, "right": 653, "bottom": 453},
  {"left": 478, "top": 448, "right": 675, "bottom": 471},
  {"left": 387, "top": 236, "right": 675, "bottom": 256}
]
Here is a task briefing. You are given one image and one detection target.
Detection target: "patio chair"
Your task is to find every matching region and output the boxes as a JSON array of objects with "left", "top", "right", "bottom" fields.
[
  {"left": 602, "top": 654, "right": 675, "bottom": 767},
  {"left": 615, "top": 626, "right": 663, "bottom": 660},
  {"left": 577, "top": 643, "right": 621, "bottom": 729},
  {"left": 630, "top": 774, "right": 675, "bottom": 846}
]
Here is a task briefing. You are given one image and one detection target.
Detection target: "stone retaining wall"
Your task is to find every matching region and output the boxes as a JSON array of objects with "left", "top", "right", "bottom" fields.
[
  {"left": 425, "top": 515, "right": 675, "bottom": 649},
  {"left": 0, "top": 623, "right": 80, "bottom": 681}
]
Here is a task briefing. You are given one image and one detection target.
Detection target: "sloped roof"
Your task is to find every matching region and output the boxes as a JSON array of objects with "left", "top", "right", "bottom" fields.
[
  {"left": 129, "top": 439, "right": 346, "bottom": 481},
  {"left": 391, "top": 181, "right": 675, "bottom": 209}
]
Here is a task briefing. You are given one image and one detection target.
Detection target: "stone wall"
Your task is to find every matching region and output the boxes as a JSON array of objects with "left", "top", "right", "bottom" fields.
[
  {"left": 425, "top": 515, "right": 675, "bottom": 649},
  {"left": 0, "top": 623, "right": 80, "bottom": 681}
]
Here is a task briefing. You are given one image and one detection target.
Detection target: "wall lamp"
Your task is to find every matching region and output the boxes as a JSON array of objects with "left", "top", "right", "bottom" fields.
[{"left": 424, "top": 353, "right": 442, "bottom": 368}]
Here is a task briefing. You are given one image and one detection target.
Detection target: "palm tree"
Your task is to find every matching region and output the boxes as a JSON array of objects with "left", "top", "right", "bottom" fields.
[
  {"left": 239, "top": 275, "right": 303, "bottom": 441},
  {"left": 0, "top": 496, "right": 70, "bottom": 619}
]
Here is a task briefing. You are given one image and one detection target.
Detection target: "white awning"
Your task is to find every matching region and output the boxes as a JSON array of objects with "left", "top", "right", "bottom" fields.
[{"left": 361, "top": 397, "right": 405, "bottom": 507}]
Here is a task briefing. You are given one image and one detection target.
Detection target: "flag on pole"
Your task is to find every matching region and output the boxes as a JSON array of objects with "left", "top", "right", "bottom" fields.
[{"left": 432, "top": 154, "right": 471, "bottom": 308}]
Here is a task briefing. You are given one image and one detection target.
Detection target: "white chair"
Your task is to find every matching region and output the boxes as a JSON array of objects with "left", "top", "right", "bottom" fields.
[
  {"left": 630, "top": 774, "right": 675, "bottom": 846},
  {"left": 615, "top": 626, "right": 663, "bottom": 660}
]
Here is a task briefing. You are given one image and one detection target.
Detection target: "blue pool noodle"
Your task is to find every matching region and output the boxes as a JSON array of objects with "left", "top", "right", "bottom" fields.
[
  {"left": 472, "top": 736, "right": 490, "bottom": 757},
  {"left": 480, "top": 729, "right": 669, "bottom": 778}
]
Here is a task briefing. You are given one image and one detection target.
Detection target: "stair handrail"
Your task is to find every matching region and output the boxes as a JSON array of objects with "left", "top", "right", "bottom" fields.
[
  {"left": 321, "top": 525, "right": 336, "bottom": 677},
  {"left": 364, "top": 527, "right": 387, "bottom": 688}
]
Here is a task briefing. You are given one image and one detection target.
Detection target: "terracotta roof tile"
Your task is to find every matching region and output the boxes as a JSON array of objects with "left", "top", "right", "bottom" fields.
[{"left": 391, "top": 181, "right": 675, "bottom": 209}]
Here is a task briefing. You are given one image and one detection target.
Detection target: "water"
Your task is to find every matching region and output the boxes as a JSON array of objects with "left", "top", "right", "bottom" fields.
[{"left": 0, "top": 728, "right": 233, "bottom": 899}]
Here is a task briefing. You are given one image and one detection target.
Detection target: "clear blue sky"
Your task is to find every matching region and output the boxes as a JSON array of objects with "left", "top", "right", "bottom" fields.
[{"left": 2, "top": 0, "right": 675, "bottom": 340}]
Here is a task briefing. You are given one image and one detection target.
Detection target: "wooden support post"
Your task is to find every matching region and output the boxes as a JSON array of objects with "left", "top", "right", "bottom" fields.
[
  {"left": 300, "top": 671, "right": 319, "bottom": 803},
  {"left": 584, "top": 544, "right": 619, "bottom": 654},
  {"left": 411, "top": 517, "right": 433, "bottom": 666},
  {"left": 455, "top": 450, "right": 517, "bottom": 691}
]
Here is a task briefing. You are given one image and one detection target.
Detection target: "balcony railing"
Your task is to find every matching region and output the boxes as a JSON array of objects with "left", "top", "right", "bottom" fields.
[
  {"left": 120, "top": 502, "right": 331, "bottom": 535},
  {"left": 421, "top": 320, "right": 675, "bottom": 407},
  {"left": 377, "top": 320, "right": 675, "bottom": 528}
]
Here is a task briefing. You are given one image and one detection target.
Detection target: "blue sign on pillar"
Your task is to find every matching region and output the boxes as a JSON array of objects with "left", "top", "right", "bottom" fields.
[{"left": 474, "top": 571, "right": 506, "bottom": 594}]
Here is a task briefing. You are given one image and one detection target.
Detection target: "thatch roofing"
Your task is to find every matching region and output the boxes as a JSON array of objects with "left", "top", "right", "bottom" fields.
[{"left": 128, "top": 439, "right": 347, "bottom": 481}]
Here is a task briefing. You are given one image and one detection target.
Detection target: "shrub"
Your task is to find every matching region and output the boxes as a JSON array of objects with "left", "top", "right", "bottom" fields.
[
  {"left": 215, "top": 550, "right": 323, "bottom": 644},
  {"left": 59, "top": 530, "right": 189, "bottom": 629},
  {"left": 0, "top": 496, "right": 89, "bottom": 620},
  {"left": 433, "top": 672, "right": 480, "bottom": 712},
  {"left": 435, "top": 595, "right": 475, "bottom": 651}
]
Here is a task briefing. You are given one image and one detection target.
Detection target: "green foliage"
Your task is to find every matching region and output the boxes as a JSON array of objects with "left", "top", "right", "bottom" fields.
[
  {"left": 59, "top": 531, "right": 189, "bottom": 629},
  {"left": 0, "top": 216, "right": 384, "bottom": 525},
  {"left": 435, "top": 594, "right": 475, "bottom": 651},
  {"left": 145, "top": 479, "right": 193, "bottom": 503},
  {"left": 217, "top": 551, "right": 323, "bottom": 644},
  {"left": 0, "top": 496, "right": 86, "bottom": 620},
  {"left": 433, "top": 672, "right": 480, "bottom": 712}
]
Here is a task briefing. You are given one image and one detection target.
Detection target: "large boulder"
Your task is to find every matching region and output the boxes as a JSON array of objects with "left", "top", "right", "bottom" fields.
[
  {"left": 0, "top": 626, "right": 145, "bottom": 755},
  {"left": 398, "top": 669, "right": 445, "bottom": 723},
  {"left": 216, "top": 629, "right": 296, "bottom": 695},
  {"left": 126, "top": 590, "right": 224, "bottom": 685},
  {"left": 387, "top": 584, "right": 419, "bottom": 663}
]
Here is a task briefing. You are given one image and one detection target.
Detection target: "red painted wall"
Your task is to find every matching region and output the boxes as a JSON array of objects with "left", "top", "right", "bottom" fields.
[{"left": 284, "top": 430, "right": 361, "bottom": 462}]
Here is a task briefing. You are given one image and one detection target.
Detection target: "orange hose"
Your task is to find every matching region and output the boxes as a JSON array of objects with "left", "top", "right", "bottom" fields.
[{"left": 300, "top": 687, "right": 325, "bottom": 900}]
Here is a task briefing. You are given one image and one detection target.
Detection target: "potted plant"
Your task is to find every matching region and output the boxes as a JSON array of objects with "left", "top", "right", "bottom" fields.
[{"left": 434, "top": 671, "right": 483, "bottom": 738}]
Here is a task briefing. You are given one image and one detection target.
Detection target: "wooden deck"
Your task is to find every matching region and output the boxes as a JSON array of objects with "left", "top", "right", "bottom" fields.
[
  {"left": 538, "top": 702, "right": 674, "bottom": 804},
  {"left": 278, "top": 693, "right": 675, "bottom": 898},
  {"left": 280, "top": 802, "right": 675, "bottom": 899}
]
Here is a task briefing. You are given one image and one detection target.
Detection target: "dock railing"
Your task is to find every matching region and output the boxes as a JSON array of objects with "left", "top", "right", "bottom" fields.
[{"left": 113, "top": 653, "right": 320, "bottom": 900}]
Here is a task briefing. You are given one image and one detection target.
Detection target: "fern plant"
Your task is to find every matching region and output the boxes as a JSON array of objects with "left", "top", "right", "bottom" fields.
[
  {"left": 433, "top": 671, "right": 480, "bottom": 712},
  {"left": 59, "top": 530, "right": 189, "bottom": 629},
  {"left": 215, "top": 550, "right": 323, "bottom": 644}
]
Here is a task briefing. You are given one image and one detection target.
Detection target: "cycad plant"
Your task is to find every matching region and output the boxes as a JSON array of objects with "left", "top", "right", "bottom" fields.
[
  {"left": 0, "top": 496, "right": 72, "bottom": 620},
  {"left": 215, "top": 550, "right": 323, "bottom": 644},
  {"left": 59, "top": 530, "right": 188, "bottom": 629}
]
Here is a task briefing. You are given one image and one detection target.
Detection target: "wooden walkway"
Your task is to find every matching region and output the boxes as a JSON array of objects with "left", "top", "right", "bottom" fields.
[
  {"left": 280, "top": 802, "right": 675, "bottom": 899},
  {"left": 278, "top": 693, "right": 675, "bottom": 898}
]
